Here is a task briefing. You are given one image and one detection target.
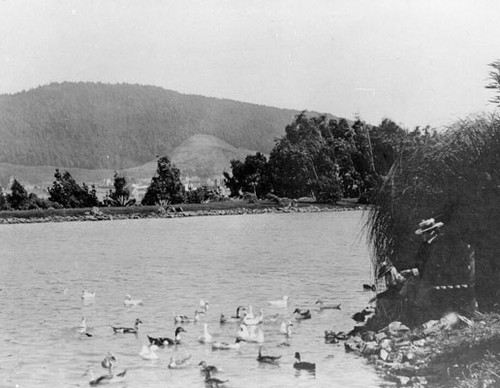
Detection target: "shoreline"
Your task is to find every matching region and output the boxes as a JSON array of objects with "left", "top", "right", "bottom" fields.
[{"left": 0, "top": 200, "right": 368, "bottom": 225}]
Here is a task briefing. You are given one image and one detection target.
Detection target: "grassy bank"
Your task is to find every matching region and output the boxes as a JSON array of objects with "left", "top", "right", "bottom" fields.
[{"left": 0, "top": 199, "right": 365, "bottom": 224}]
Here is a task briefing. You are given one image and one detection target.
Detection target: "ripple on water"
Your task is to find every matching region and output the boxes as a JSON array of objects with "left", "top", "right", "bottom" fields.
[{"left": 1, "top": 212, "right": 382, "bottom": 388}]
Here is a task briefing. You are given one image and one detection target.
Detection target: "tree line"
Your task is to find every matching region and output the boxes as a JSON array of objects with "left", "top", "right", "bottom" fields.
[{"left": 0, "top": 114, "right": 432, "bottom": 210}]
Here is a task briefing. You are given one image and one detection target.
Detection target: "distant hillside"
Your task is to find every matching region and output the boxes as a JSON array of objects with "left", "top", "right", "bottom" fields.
[
  {"left": 0, "top": 134, "right": 258, "bottom": 191},
  {"left": 0, "top": 82, "right": 309, "bottom": 170}
]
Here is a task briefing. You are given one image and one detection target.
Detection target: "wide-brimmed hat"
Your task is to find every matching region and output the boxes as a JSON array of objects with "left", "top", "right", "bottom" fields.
[
  {"left": 377, "top": 261, "right": 393, "bottom": 278},
  {"left": 415, "top": 218, "right": 444, "bottom": 235}
]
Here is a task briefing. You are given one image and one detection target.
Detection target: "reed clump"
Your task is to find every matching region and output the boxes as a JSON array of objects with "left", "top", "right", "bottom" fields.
[{"left": 366, "top": 113, "right": 500, "bottom": 309}]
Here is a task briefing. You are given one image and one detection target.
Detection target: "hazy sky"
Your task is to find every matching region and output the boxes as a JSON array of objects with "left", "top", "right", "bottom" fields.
[{"left": 1, "top": 0, "right": 499, "bottom": 129}]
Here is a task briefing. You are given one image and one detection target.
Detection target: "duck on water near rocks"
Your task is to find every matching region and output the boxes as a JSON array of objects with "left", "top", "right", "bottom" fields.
[
  {"left": 88, "top": 369, "right": 127, "bottom": 386},
  {"left": 293, "top": 352, "right": 316, "bottom": 371},
  {"left": 203, "top": 369, "right": 228, "bottom": 388},
  {"left": 112, "top": 318, "right": 142, "bottom": 334},
  {"left": 198, "top": 323, "right": 213, "bottom": 344},
  {"left": 101, "top": 352, "right": 116, "bottom": 372},
  {"left": 315, "top": 299, "right": 341, "bottom": 310},
  {"left": 168, "top": 353, "right": 192, "bottom": 369},
  {"left": 363, "top": 283, "right": 376, "bottom": 291},
  {"left": 220, "top": 306, "right": 246, "bottom": 324},
  {"left": 139, "top": 344, "right": 159, "bottom": 360},
  {"left": 268, "top": 296, "right": 288, "bottom": 308},
  {"left": 147, "top": 326, "right": 186, "bottom": 347},
  {"left": 257, "top": 346, "right": 281, "bottom": 364},
  {"left": 293, "top": 308, "right": 312, "bottom": 320},
  {"left": 124, "top": 294, "right": 143, "bottom": 307},
  {"left": 212, "top": 338, "right": 245, "bottom": 350},
  {"left": 279, "top": 321, "right": 294, "bottom": 337},
  {"left": 198, "top": 360, "right": 219, "bottom": 374},
  {"left": 174, "top": 310, "right": 200, "bottom": 323},
  {"left": 351, "top": 308, "right": 374, "bottom": 323}
]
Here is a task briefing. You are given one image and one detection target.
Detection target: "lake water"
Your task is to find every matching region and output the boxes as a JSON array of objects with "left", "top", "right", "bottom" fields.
[{"left": 0, "top": 210, "right": 383, "bottom": 388}]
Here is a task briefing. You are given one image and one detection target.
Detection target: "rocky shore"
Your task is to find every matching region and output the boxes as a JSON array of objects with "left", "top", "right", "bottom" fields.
[
  {"left": 330, "top": 311, "right": 500, "bottom": 387},
  {"left": 0, "top": 202, "right": 367, "bottom": 224}
]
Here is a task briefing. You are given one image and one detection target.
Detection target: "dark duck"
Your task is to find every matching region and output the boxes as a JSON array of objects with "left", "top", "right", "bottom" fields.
[
  {"left": 293, "top": 352, "right": 316, "bottom": 371},
  {"left": 351, "top": 308, "right": 373, "bottom": 323},
  {"left": 220, "top": 305, "right": 246, "bottom": 323},
  {"left": 203, "top": 369, "right": 228, "bottom": 388},
  {"left": 111, "top": 318, "right": 142, "bottom": 334},
  {"left": 257, "top": 346, "right": 281, "bottom": 364},
  {"left": 147, "top": 326, "right": 186, "bottom": 346},
  {"left": 293, "top": 308, "right": 312, "bottom": 320},
  {"left": 198, "top": 360, "right": 219, "bottom": 374}
]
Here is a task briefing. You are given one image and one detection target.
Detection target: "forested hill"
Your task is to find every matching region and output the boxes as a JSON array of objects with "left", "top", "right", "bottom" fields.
[{"left": 0, "top": 82, "right": 312, "bottom": 170}]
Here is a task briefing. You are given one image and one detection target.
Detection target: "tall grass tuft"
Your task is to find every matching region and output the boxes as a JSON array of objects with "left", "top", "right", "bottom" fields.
[{"left": 366, "top": 114, "right": 500, "bottom": 308}]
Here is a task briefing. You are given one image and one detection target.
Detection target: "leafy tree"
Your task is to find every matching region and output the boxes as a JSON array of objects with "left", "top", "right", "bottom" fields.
[
  {"left": 223, "top": 152, "right": 271, "bottom": 198},
  {"left": 268, "top": 112, "right": 345, "bottom": 202},
  {"left": 0, "top": 187, "right": 8, "bottom": 210},
  {"left": 141, "top": 156, "right": 185, "bottom": 206},
  {"left": 7, "top": 179, "right": 28, "bottom": 209},
  {"left": 48, "top": 169, "right": 99, "bottom": 208},
  {"left": 107, "top": 171, "right": 135, "bottom": 206}
]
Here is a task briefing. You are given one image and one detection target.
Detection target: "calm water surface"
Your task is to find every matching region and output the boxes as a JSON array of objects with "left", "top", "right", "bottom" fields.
[{"left": 1, "top": 211, "right": 383, "bottom": 388}]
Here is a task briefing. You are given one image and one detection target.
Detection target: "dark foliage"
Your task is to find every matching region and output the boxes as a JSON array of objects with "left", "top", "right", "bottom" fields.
[
  {"left": 366, "top": 114, "right": 500, "bottom": 309},
  {"left": 141, "top": 156, "right": 185, "bottom": 205},
  {"left": 7, "top": 179, "right": 28, "bottom": 209},
  {"left": 48, "top": 169, "right": 99, "bottom": 208},
  {"left": 223, "top": 152, "right": 271, "bottom": 198}
]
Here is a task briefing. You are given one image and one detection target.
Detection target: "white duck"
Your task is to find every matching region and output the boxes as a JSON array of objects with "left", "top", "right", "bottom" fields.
[
  {"left": 174, "top": 310, "right": 200, "bottom": 324},
  {"left": 199, "top": 299, "right": 209, "bottom": 313},
  {"left": 82, "top": 290, "right": 96, "bottom": 303},
  {"left": 124, "top": 294, "right": 143, "bottom": 307},
  {"left": 212, "top": 338, "right": 245, "bottom": 350},
  {"left": 243, "top": 308, "right": 264, "bottom": 325},
  {"left": 197, "top": 323, "right": 213, "bottom": 344},
  {"left": 220, "top": 306, "right": 246, "bottom": 324},
  {"left": 139, "top": 344, "right": 159, "bottom": 360},
  {"left": 168, "top": 353, "right": 192, "bottom": 369},
  {"left": 268, "top": 296, "right": 288, "bottom": 308},
  {"left": 236, "top": 324, "right": 264, "bottom": 343},
  {"left": 315, "top": 299, "right": 341, "bottom": 310},
  {"left": 279, "top": 321, "right": 293, "bottom": 337},
  {"left": 79, "top": 317, "right": 88, "bottom": 333}
]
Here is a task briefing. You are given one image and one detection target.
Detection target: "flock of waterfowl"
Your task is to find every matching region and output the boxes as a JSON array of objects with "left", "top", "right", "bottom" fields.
[{"left": 79, "top": 291, "right": 349, "bottom": 387}]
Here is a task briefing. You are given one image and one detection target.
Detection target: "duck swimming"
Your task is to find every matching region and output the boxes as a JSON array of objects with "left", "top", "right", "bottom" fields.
[
  {"left": 112, "top": 318, "right": 142, "bottom": 334},
  {"left": 174, "top": 310, "right": 200, "bottom": 323},
  {"left": 315, "top": 300, "right": 341, "bottom": 310},
  {"left": 101, "top": 352, "right": 116, "bottom": 372},
  {"left": 89, "top": 369, "right": 126, "bottom": 386},
  {"left": 82, "top": 290, "right": 96, "bottom": 300},
  {"left": 124, "top": 294, "right": 143, "bottom": 307},
  {"left": 168, "top": 353, "right": 192, "bottom": 369},
  {"left": 242, "top": 308, "right": 264, "bottom": 325},
  {"left": 293, "top": 352, "right": 316, "bottom": 371},
  {"left": 257, "top": 346, "right": 281, "bottom": 364},
  {"left": 147, "top": 326, "right": 186, "bottom": 347},
  {"left": 279, "top": 321, "right": 293, "bottom": 337},
  {"left": 293, "top": 308, "right": 312, "bottom": 320},
  {"left": 351, "top": 308, "right": 372, "bottom": 323},
  {"left": 79, "top": 317, "right": 92, "bottom": 337},
  {"left": 198, "top": 360, "right": 219, "bottom": 374},
  {"left": 139, "top": 344, "right": 159, "bottom": 360},
  {"left": 236, "top": 324, "right": 264, "bottom": 343},
  {"left": 211, "top": 338, "right": 245, "bottom": 350},
  {"left": 200, "top": 299, "right": 209, "bottom": 313},
  {"left": 220, "top": 306, "right": 246, "bottom": 324},
  {"left": 203, "top": 369, "right": 228, "bottom": 388},
  {"left": 267, "top": 296, "right": 288, "bottom": 308},
  {"left": 198, "top": 323, "right": 213, "bottom": 344}
]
